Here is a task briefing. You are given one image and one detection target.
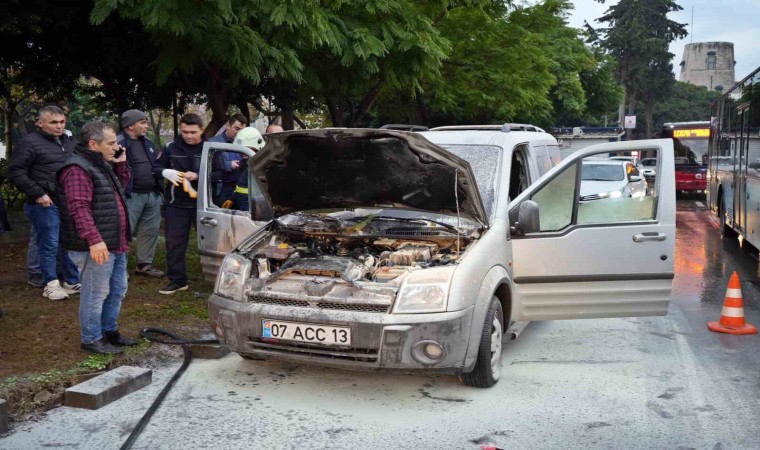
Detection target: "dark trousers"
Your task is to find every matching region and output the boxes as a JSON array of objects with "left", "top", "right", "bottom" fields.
[{"left": 165, "top": 206, "right": 196, "bottom": 285}]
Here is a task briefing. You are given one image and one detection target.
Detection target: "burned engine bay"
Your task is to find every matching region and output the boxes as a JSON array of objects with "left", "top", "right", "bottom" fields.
[{"left": 241, "top": 212, "right": 480, "bottom": 294}]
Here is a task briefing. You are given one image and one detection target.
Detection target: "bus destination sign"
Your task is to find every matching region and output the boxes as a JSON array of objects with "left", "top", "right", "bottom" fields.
[{"left": 673, "top": 128, "right": 710, "bottom": 138}]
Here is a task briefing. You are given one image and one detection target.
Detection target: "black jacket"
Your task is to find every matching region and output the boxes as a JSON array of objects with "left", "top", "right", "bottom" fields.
[
  {"left": 154, "top": 136, "right": 204, "bottom": 208},
  {"left": 117, "top": 132, "right": 163, "bottom": 196},
  {"left": 57, "top": 146, "right": 130, "bottom": 252},
  {"left": 8, "top": 130, "right": 76, "bottom": 203}
]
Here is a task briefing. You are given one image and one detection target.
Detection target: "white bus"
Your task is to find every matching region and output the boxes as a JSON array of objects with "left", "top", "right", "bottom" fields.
[{"left": 707, "top": 65, "right": 760, "bottom": 247}]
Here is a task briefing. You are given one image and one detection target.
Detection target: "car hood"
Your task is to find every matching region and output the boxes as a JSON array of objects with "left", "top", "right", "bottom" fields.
[
  {"left": 250, "top": 129, "right": 488, "bottom": 223},
  {"left": 580, "top": 179, "right": 626, "bottom": 196}
]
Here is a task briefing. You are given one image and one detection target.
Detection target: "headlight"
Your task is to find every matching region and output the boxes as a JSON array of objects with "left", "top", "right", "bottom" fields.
[
  {"left": 393, "top": 267, "right": 455, "bottom": 314},
  {"left": 215, "top": 254, "right": 251, "bottom": 300},
  {"left": 597, "top": 189, "right": 623, "bottom": 199}
]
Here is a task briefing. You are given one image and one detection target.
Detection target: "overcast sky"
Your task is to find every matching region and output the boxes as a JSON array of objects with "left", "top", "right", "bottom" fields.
[{"left": 566, "top": 0, "right": 760, "bottom": 81}]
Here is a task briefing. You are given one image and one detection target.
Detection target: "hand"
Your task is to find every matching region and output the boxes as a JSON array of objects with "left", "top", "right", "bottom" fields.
[
  {"left": 161, "top": 169, "right": 184, "bottom": 186},
  {"left": 36, "top": 194, "right": 54, "bottom": 207},
  {"left": 231, "top": 160, "right": 241, "bottom": 170},
  {"left": 183, "top": 171, "right": 198, "bottom": 181},
  {"left": 89, "top": 242, "right": 110, "bottom": 265}
]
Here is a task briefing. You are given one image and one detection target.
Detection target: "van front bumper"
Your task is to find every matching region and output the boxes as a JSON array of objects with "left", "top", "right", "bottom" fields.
[{"left": 209, "top": 294, "right": 475, "bottom": 374}]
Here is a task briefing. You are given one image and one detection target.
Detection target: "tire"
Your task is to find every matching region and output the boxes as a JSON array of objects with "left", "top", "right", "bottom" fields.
[{"left": 460, "top": 296, "right": 504, "bottom": 388}]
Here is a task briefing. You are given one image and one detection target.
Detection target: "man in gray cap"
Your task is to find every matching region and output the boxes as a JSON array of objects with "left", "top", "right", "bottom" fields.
[{"left": 117, "top": 109, "right": 164, "bottom": 277}]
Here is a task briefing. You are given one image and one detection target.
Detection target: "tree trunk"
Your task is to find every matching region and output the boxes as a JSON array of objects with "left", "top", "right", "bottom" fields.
[
  {"left": 148, "top": 109, "right": 164, "bottom": 147},
  {"left": 415, "top": 89, "right": 429, "bottom": 126},
  {"left": 625, "top": 93, "right": 636, "bottom": 140},
  {"left": 645, "top": 98, "right": 654, "bottom": 139},
  {"left": 326, "top": 98, "right": 343, "bottom": 127},
  {"left": 204, "top": 67, "right": 230, "bottom": 137}
]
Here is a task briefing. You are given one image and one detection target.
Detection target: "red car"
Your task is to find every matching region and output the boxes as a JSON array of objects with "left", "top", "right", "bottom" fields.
[{"left": 674, "top": 158, "right": 707, "bottom": 194}]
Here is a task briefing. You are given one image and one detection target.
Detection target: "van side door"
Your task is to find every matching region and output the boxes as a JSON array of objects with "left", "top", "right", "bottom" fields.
[
  {"left": 197, "top": 142, "right": 267, "bottom": 282},
  {"left": 508, "top": 139, "right": 675, "bottom": 320}
]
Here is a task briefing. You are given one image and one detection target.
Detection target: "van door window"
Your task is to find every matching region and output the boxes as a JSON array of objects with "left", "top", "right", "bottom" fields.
[
  {"left": 530, "top": 163, "right": 577, "bottom": 231},
  {"left": 207, "top": 148, "right": 249, "bottom": 212},
  {"left": 509, "top": 146, "right": 531, "bottom": 201}
]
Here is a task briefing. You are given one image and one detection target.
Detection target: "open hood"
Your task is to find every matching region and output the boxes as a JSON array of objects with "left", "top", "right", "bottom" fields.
[{"left": 250, "top": 129, "right": 487, "bottom": 223}]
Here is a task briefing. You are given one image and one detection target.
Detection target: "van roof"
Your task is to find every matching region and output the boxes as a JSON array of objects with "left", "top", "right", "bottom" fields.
[{"left": 419, "top": 129, "right": 558, "bottom": 149}]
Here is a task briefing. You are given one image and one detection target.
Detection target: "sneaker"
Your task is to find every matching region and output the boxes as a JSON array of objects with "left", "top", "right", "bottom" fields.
[
  {"left": 28, "top": 273, "right": 45, "bottom": 288},
  {"left": 62, "top": 282, "right": 81, "bottom": 295},
  {"left": 159, "top": 282, "right": 188, "bottom": 295},
  {"left": 43, "top": 280, "right": 69, "bottom": 301},
  {"left": 135, "top": 264, "right": 165, "bottom": 278},
  {"left": 104, "top": 330, "right": 138, "bottom": 347},
  {"left": 80, "top": 338, "right": 124, "bottom": 355}
]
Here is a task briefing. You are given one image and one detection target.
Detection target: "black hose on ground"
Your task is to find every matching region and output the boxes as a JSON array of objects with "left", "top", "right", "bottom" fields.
[{"left": 119, "top": 328, "right": 219, "bottom": 450}]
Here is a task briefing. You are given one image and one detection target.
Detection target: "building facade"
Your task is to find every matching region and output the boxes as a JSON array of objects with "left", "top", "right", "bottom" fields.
[{"left": 679, "top": 42, "right": 736, "bottom": 93}]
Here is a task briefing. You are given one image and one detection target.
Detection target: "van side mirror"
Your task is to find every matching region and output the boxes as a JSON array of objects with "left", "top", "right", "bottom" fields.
[{"left": 510, "top": 200, "right": 540, "bottom": 235}]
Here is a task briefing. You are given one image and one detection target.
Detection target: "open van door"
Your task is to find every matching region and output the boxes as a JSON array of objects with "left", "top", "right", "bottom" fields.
[
  {"left": 197, "top": 142, "right": 269, "bottom": 282},
  {"left": 508, "top": 139, "right": 675, "bottom": 320}
]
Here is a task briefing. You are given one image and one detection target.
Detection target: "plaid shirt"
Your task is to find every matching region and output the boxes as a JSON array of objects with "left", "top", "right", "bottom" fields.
[{"left": 59, "top": 161, "right": 130, "bottom": 252}]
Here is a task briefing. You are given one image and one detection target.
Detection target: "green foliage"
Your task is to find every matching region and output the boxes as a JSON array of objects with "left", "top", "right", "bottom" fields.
[
  {"left": 77, "top": 355, "right": 113, "bottom": 372},
  {"left": 647, "top": 81, "right": 720, "bottom": 129}
]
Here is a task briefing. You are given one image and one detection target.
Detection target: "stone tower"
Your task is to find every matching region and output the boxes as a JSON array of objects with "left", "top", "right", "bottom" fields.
[{"left": 679, "top": 42, "right": 736, "bottom": 93}]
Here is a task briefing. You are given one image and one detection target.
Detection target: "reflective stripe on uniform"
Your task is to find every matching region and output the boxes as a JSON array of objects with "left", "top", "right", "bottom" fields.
[{"left": 234, "top": 186, "right": 249, "bottom": 194}]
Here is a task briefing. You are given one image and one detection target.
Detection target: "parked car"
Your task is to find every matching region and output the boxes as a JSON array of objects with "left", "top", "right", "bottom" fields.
[
  {"left": 641, "top": 157, "right": 657, "bottom": 179},
  {"left": 609, "top": 155, "right": 644, "bottom": 175},
  {"left": 200, "top": 129, "right": 676, "bottom": 388},
  {"left": 580, "top": 160, "right": 648, "bottom": 201}
]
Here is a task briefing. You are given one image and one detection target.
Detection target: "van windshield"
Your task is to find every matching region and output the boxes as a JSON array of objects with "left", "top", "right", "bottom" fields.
[{"left": 438, "top": 144, "right": 501, "bottom": 221}]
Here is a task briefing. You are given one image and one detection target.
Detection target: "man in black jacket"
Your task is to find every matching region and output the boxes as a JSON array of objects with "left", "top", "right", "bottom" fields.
[
  {"left": 118, "top": 109, "right": 165, "bottom": 278},
  {"left": 8, "top": 105, "right": 80, "bottom": 300},
  {"left": 154, "top": 113, "right": 205, "bottom": 294}
]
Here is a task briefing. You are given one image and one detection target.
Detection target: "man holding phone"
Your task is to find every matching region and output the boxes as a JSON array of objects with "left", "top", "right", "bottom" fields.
[
  {"left": 57, "top": 121, "right": 137, "bottom": 354},
  {"left": 118, "top": 109, "right": 165, "bottom": 278}
]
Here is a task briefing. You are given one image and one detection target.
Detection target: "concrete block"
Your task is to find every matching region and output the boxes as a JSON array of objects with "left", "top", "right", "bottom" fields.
[
  {"left": 189, "top": 343, "right": 230, "bottom": 359},
  {"left": 0, "top": 398, "right": 8, "bottom": 434},
  {"left": 64, "top": 366, "right": 152, "bottom": 410}
]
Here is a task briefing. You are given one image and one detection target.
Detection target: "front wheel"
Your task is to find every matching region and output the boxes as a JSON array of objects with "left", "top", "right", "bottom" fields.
[{"left": 460, "top": 296, "right": 504, "bottom": 388}]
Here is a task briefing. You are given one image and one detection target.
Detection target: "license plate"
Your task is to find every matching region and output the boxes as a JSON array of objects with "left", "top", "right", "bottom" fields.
[{"left": 261, "top": 320, "right": 352, "bottom": 346}]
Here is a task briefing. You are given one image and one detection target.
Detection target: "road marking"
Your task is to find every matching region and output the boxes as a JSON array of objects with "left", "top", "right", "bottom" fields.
[{"left": 696, "top": 201, "right": 705, "bottom": 207}]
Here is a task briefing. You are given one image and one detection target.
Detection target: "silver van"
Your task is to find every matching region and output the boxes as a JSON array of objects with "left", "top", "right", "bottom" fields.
[{"left": 197, "top": 128, "right": 675, "bottom": 387}]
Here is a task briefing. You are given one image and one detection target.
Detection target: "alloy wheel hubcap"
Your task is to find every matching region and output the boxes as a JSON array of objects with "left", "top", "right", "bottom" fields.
[{"left": 490, "top": 316, "right": 502, "bottom": 379}]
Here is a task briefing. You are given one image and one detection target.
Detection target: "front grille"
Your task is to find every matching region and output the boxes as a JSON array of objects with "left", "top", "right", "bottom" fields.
[
  {"left": 249, "top": 295, "right": 389, "bottom": 313},
  {"left": 248, "top": 338, "right": 379, "bottom": 362}
]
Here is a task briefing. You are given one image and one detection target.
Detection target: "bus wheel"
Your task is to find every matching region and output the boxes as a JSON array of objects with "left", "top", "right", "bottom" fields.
[{"left": 720, "top": 198, "right": 737, "bottom": 239}]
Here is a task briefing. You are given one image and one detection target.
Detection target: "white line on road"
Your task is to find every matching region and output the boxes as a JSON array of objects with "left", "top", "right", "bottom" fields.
[{"left": 696, "top": 202, "right": 705, "bottom": 207}]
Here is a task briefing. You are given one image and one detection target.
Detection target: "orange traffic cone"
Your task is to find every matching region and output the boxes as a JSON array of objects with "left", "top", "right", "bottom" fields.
[{"left": 707, "top": 271, "right": 757, "bottom": 335}]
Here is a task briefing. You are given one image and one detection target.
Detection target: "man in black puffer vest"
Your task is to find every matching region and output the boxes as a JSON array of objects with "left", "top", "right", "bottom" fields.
[
  {"left": 154, "top": 113, "right": 205, "bottom": 294},
  {"left": 57, "top": 121, "right": 137, "bottom": 355}
]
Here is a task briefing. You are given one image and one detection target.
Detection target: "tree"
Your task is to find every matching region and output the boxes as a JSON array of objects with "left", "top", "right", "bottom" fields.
[{"left": 591, "top": 0, "right": 687, "bottom": 137}]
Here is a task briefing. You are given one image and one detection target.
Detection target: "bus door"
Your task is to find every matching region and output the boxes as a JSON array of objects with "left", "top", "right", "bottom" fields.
[{"left": 736, "top": 104, "right": 750, "bottom": 232}]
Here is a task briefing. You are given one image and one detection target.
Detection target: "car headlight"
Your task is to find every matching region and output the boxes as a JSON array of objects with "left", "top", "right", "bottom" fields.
[
  {"left": 597, "top": 189, "right": 623, "bottom": 199},
  {"left": 393, "top": 267, "right": 455, "bottom": 314},
  {"left": 215, "top": 254, "right": 251, "bottom": 300}
]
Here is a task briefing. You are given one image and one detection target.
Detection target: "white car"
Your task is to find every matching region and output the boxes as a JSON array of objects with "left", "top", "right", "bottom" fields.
[
  {"left": 641, "top": 158, "right": 657, "bottom": 179},
  {"left": 609, "top": 155, "right": 644, "bottom": 174},
  {"left": 580, "top": 160, "right": 648, "bottom": 201}
]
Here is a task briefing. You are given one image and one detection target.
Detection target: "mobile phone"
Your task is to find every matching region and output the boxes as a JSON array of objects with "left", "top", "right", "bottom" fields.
[{"left": 114, "top": 147, "right": 125, "bottom": 159}]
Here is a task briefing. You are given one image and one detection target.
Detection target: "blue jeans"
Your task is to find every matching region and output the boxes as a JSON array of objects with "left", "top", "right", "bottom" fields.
[
  {"left": 27, "top": 222, "right": 41, "bottom": 276},
  {"left": 68, "top": 251, "right": 128, "bottom": 344},
  {"left": 24, "top": 203, "right": 79, "bottom": 285}
]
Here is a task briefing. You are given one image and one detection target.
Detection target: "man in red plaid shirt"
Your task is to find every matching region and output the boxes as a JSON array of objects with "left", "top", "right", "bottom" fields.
[{"left": 57, "top": 121, "right": 138, "bottom": 355}]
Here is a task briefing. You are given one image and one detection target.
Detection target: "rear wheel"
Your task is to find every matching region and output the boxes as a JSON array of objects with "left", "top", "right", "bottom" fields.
[{"left": 460, "top": 296, "right": 504, "bottom": 388}]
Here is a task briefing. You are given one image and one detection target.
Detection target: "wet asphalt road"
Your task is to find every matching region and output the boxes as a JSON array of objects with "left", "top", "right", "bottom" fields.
[{"left": 3, "top": 197, "right": 760, "bottom": 449}]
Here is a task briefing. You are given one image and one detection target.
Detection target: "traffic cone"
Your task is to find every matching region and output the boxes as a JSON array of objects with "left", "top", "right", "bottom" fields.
[{"left": 707, "top": 271, "right": 757, "bottom": 335}]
